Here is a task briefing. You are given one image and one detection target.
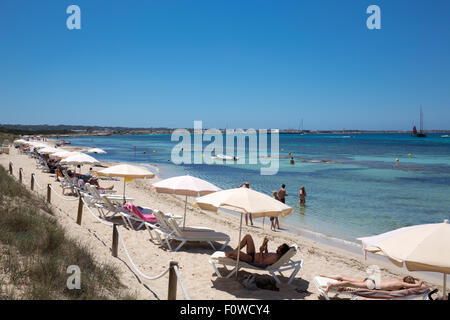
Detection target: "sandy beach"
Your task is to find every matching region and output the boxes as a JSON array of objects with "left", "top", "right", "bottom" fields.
[{"left": 0, "top": 144, "right": 444, "bottom": 300}]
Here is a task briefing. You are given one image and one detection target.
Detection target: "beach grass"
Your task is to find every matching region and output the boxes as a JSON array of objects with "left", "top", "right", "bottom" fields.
[
  {"left": 0, "top": 165, "right": 135, "bottom": 299},
  {"left": 0, "top": 131, "right": 17, "bottom": 146}
]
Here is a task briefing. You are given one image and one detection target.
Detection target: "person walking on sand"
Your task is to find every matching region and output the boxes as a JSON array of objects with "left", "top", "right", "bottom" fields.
[
  {"left": 238, "top": 181, "right": 253, "bottom": 226},
  {"left": 299, "top": 186, "right": 307, "bottom": 206},
  {"left": 278, "top": 184, "right": 287, "bottom": 204},
  {"left": 269, "top": 191, "right": 281, "bottom": 231}
]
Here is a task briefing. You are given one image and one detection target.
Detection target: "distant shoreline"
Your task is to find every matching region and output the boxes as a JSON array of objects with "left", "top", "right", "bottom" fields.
[
  {"left": 49, "top": 130, "right": 450, "bottom": 139},
  {"left": 17, "top": 130, "right": 450, "bottom": 139},
  {"left": 3, "top": 124, "right": 450, "bottom": 138}
]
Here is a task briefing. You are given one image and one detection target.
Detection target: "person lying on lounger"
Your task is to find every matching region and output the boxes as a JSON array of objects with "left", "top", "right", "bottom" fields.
[
  {"left": 321, "top": 274, "right": 424, "bottom": 294},
  {"left": 88, "top": 177, "right": 114, "bottom": 191},
  {"left": 225, "top": 234, "right": 290, "bottom": 267}
]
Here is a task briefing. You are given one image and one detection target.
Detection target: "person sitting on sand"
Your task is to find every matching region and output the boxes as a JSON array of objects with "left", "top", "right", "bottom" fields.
[
  {"left": 321, "top": 274, "right": 424, "bottom": 294},
  {"left": 225, "top": 234, "right": 290, "bottom": 267}
]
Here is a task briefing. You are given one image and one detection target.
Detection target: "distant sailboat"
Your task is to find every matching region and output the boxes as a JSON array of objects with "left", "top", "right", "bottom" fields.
[
  {"left": 299, "top": 119, "right": 304, "bottom": 135},
  {"left": 412, "top": 107, "right": 427, "bottom": 138}
]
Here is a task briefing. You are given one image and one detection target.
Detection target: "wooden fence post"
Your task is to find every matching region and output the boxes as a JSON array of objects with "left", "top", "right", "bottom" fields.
[
  {"left": 31, "top": 174, "right": 35, "bottom": 191},
  {"left": 168, "top": 261, "right": 178, "bottom": 300},
  {"left": 19, "top": 168, "right": 23, "bottom": 183},
  {"left": 112, "top": 224, "right": 119, "bottom": 257},
  {"left": 9, "top": 162, "right": 13, "bottom": 175},
  {"left": 47, "top": 184, "right": 51, "bottom": 203},
  {"left": 76, "top": 195, "right": 83, "bottom": 226}
]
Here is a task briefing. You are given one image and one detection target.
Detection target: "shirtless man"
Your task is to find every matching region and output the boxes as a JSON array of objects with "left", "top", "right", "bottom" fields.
[
  {"left": 225, "top": 234, "right": 290, "bottom": 266},
  {"left": 321, "top": 274, "right": 423, "bottom": 294},
  {"left": 278, "top": 184, "right": 287, "bottom": 204}
]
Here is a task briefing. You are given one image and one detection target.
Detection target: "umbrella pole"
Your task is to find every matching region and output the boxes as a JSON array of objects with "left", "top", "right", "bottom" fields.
[
  {"left": 183, "top": 195, "right": 187, "bottom": 230},
  {"left": 444, "top": 273, "right": 447, "bottom": 299},
  {"left": 235, "top": 213, "right": 243, "bottom": 280},
  {"left": 123, "top": 178, "right": 126, "bottom": 203}
]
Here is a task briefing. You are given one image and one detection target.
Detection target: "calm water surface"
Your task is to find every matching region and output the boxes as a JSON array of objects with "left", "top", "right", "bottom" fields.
[{"left": 65, "top": 133, "right": 450, "bottom": 242}]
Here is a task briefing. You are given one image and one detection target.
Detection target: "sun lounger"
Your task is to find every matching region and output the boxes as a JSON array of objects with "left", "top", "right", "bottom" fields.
[
  {"left": 121, "top": 202, "right": 157, "bottom": 230},
  {"left": 61, "top": 170, "right": 80, "bottom": 194},
  {"left": 138, "top": 210, "right": 183, "bottom": 247},
  {"left": 156, "top": 216, "right": 230, "bottom": 252},
  {"left": 40, "top": 160, "right": 51, "bottom": 173},
  {"left": 98, "top": 195, "right": 125, "bottom": 218},
  {"left": 60, "top": 175, "right": 77, "bottom": 195},
  {"left": 313, "top": 276, "right": 430, "bottom": 300},
  {"left": 84, "top": 183, "right": 125, "bottom": 218},
  {"left": 152, "top": 210, "right": 211, "bottom": 232},
  {"left": 209, "top": 245, "right": 303, "bottom": 285},
  {"left": 85, "top": 183, "right": 133, "bottom": 205}
]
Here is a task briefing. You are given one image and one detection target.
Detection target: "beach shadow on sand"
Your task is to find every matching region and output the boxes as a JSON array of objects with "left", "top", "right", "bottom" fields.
[
  {"left": 210, "top": 270, "right": 312, "bottom": 300},
  {"left": 155, "top": 242, "right": 232, "bottom": 255}
]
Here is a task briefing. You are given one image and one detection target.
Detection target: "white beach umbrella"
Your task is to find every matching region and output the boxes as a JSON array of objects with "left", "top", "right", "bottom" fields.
[
  {"left": 37, "top": 147, "right": 59, "bottom": 154},
  {"left": 13, "top": 139, "right": 28, "bottom": 145},
  {"left": 83, "top": 148, "right": 107, "bottom": 154},
  {"left": 194, "top": 188, "right": 294, "bottom": 278},
  {"left": 152, "top": 175, "right": 222, "bottom": 229},
  {"left": 49, "top": 151, "right": 81, "bottom": 159},
  {"left": 358, "top": 219, "right": 450, "bottom": 298},
  {"left": 96, "top": 164, "right": 155, "bottom": 202},
  {"left": 61, "top": 153, "right": 100, "bottom": 165},
  {"left": 27, "top": 142, "right": 51, "bottom": 149},
  {"left": 61, "top": 153, "right": 100, "bottom": 174}
]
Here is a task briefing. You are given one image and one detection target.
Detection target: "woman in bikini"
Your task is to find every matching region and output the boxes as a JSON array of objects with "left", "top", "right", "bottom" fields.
[
  {"left": 321, "top": 274, "right": 423, "bottom": 294},
  {"left": 299, "top": 186, "right": 306, "bottom": 206},
  {"left": 225, "top": 234, "right": 290, "bottom": 267}
]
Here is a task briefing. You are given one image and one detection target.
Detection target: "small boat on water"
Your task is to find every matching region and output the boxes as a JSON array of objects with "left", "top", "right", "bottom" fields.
[
  {"left": 411, "top": 107, "right": 427, "bottom": 138},
  {"left": 442, "top": 135, "right": 450, "bottom": 138},
  {"left": 212, "top": 154, "right": 239, "bottom": 161}
]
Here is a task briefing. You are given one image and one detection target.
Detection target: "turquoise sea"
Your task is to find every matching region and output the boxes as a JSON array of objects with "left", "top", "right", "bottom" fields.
[{"left": 65, "top": 133, "right": 450, "bottom": 243}]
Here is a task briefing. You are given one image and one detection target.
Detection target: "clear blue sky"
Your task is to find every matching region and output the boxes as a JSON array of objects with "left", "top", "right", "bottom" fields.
[{"left": 1, "top": 0, "right": 449, "bottom": 130}]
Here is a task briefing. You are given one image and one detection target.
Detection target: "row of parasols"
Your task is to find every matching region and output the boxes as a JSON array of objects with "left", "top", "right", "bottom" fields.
[{"left": 14, "top": 139, "right": 449, "bottom": 296}]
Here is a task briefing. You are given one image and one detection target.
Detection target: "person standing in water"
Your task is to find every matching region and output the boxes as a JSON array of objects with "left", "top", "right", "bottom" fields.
[
  {"left": 238, "top": 181, "right": 253, "bottom": 226},
  {"left": 278, "top": 184, "right": 287, "bottom": 204},
  {"left": 299, "top": 186, "right": 307, "bottom": 206}
]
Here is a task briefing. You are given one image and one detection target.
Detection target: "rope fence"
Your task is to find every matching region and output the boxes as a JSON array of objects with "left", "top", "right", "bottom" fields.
[
  {"left": 81, "top": 197, "right": 189, "bottom": 299},
  {"left": 117, "top": 226, "right": 190, "bottom": 300},
  {"left": 6, "top": 159, "right": 189, "bottom": 300},
  {"left": 49, "top": 184, "right": 79, "bottom": 201},
  {"left": 81, "top": 197, "right": 114, "bottom": 226},
  {"left": 33, "top": 174, "right": 46, "bottom": 190}
]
